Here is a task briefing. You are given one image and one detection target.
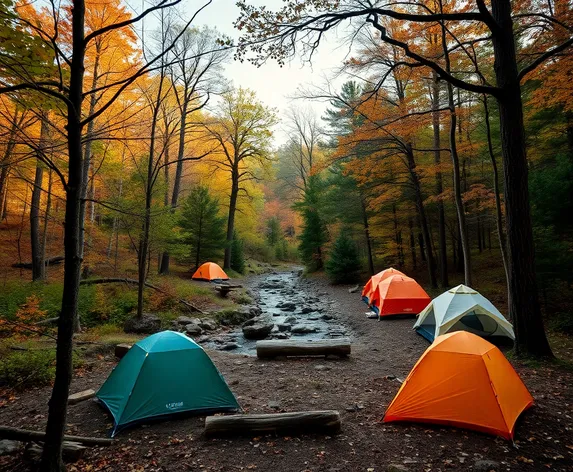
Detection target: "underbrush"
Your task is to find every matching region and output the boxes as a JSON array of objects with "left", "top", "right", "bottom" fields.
[{"left": 0, "top": 340, "right": 84, "bottom": 390}]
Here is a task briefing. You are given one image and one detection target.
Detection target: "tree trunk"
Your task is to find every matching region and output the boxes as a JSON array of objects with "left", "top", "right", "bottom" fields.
[
  {"left": 432, "top": 72, "right": 449, "bottom": 287},
  {"left": 224, "top": 169, "right": 239, "bottom": 270},
  {"left": 361, "top": 197, "right": 375, "bottom": 275},
  {"left": 0, "top": 113, "right": 18, "bottom": 220},
  {"left": 41, "top": 170, "right": 53, "bottom": 278},
  {"left": 409, "top": 218, "right": 417, "bottom": 270},
  {"left": 78, "top": 44, "right": 100, "bottom": 271},
  {"left": 31, "top": 117, "right": 50, "bottom": 282},
  {"left": 137, "top": 74, "right": 165, "bottom": 318},
  {"left": 483, "top": 95, "right": 510, "bottom": 306},
  {"left": 439, "top": 11, "right": 472, "bottom": 286},
  {"left": 490, "top": 0, "right": 552, "bottom": 357},
  {"left": 40, "top": 1, "right": 86, "bottom": 468},
  {"left": 406, "top": 144, "right": 437, "bottom": 287},
  {"left": 159, "top": 91, "right": 190, "bottom": 275}
]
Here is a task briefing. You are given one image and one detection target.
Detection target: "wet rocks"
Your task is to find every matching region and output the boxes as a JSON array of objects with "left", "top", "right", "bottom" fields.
[
  {"left": 199, "top": 320, "right": 217, "bottom": 331},
  {"left": 300, "top": 306, "right": 314, "bottom": 314},
  {"left": 242, "top": 322, "right": 274, "bottom": 340},
  {"left": 278, "top": 302, "right": 297, "bottom": 312},
  {"left": 185, "top": 323, "right": 203, "bottom": 336},
  {"left": 321, "top": 313, "right": 334, "bottom": 321},
  {"left": 221, "top": 342, "right": 241, "bottom": 351},
  {"left": 291, "top": 324, "right": 319, "bottom": 334},
  {"left": 124, "top": 313, "right": 161, "bottom": 334},
  {"left": 284, "top": 315, "right": 298, "bottom": 324},
  {"left": 215, "top": 307, "right": 257, "bottom": 326},
  {"left": 276, "top": 323, "right": 291, "bottom": 332}
]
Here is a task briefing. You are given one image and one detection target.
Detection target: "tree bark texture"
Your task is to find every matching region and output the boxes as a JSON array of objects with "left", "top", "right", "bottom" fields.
[
  {"left": 224, "top": 167, "right": 239, "bottom": 269},
  {"left": 40, "top": 0, "right": 86, "bottom": 468},
  {"left": 406, "top": 144, "right": 437, "bottom": 288},
  {"left": 432, "top": 72, "right": 449, "bottom": 287},
  {"left": 490, "top": 0, "right": 552, "bottom": 357},
  {"left": 31, "top": 117, "right": 50, "bottom": 282}
]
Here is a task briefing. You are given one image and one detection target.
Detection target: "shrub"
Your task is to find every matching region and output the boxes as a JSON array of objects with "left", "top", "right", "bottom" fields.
[
  {"left": 0, "top": 350, "right": 56, "bottom": 389},
  {"left": 325, "top": 230, "right": 362, "bottom": 284},
  {"left": 550, "top": 312, "right": 573, "bottom": 335}
]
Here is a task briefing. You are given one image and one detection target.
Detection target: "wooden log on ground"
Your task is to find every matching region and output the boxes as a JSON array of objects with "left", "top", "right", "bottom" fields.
[
  {"left": 68, "top": 389, "right": 95, "bottom": 405},
  {"left": 68, "top": 389, "right": 96, "bottom": 405},
  {"left": 0, "top": 426, "right": 113, "bottom": 446},
  {"left": 256, "top": 339, "right": 351, "bottom": 359},
  {"left": 25, "top": 441, "right": 87, "bottom": 462},
  {"left": 115, "top": 343, "right": 132, "bottom": 359},
  {"left": 204, "top": 410, "right": 341, "bottom": 437},
  {"left": 12, "top": 255, "right": 64, "bottom": 269}
]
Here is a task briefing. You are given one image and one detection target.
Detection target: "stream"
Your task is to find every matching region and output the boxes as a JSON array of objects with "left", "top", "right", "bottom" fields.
[{"left": 204, "top": 268, "right": 351, "bottom": 355}]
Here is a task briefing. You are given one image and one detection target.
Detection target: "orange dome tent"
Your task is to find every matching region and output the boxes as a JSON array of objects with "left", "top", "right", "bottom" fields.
[
  {"left": 384, "top": 331, "right": 533, "bottom": 439},
  {"left": 370, "top": 275, "right": 430, "bottom": 317},
  {"left": 192, "top": 262, "right": 229, "bottom": 281},
  {"left": 361, "top": 268, "right": 406, "bottom": 305}
]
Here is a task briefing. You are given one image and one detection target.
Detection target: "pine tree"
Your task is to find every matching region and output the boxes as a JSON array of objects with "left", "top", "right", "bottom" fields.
[
  {"left": 297, "top": 175, "right": 327, "bottom": 271},
  {"left": 178, "top": 186, "right": 226, "bottom": 271},
  {"left": 230, "top": 230, "right": 246, "bottom": 274},
  {"left": 325, "top": 230, "right": 362, "bottom": 284}
]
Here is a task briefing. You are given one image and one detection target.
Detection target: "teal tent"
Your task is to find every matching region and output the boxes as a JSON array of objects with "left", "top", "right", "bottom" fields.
[{"left": 97, "top": 331, "right": 239, "bottom": 436}]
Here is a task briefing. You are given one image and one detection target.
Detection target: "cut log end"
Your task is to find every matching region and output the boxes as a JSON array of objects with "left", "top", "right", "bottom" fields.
[
  {"left": 204, "top": 410, "right": 341, "bottom": 438},
  {"left": 256, "top": 339, "right": 351, "bottom": 359}
]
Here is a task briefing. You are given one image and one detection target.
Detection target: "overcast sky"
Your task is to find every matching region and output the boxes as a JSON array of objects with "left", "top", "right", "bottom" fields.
[{"left": 188, "top": 0, "right": 353, "bottom": 145}]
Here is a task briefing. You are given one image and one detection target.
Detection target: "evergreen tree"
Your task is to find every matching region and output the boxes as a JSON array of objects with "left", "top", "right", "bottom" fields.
[
  {"left": 266, "top": 216, "right": 282, "bottom": 247},
  {"left": 230, "top": 230, "right": 246, "bottom": 274},
  {"left": 325, "top": 230, "right": 362, "bottom": 284},
  {"left": 296, "top": 175, "right": 327, "bottom": 271},
  {"left": 178, "top": 185, "right": 226, "bottom": 271}
]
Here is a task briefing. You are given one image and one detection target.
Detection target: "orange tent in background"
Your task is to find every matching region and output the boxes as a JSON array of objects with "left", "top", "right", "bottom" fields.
[
  {"left": 384, "top": 332, "right": 533, "bottom": 439},
  {"left": 192, "top": 262, "right": 229, "bottom": 281},
  {"left": 361, "top": 268, "right": 406, "bottom": 304},
  {"left": 370, "top": 275, "right": 430, "bottom": 317}
]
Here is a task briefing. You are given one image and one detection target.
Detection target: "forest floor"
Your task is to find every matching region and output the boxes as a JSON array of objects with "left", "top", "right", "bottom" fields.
[{"left": 1, "top": 270, "right": 573, "bottom": 472}]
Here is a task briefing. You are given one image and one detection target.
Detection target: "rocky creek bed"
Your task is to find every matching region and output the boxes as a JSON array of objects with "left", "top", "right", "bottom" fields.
[{"left": 202, "top": 269, "right": 351, "bottom": 354}]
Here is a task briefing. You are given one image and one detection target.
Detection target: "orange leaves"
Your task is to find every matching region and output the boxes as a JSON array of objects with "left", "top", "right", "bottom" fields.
[{"left": 0, "top": 294, "right": 47, "bottom": 338}]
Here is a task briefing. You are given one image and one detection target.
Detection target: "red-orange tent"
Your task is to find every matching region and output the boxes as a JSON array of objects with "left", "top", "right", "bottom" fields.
[
  {"left": 370, "top": 275, "right": 430, "bottom": 317},
  {"left": 384, "top": 331, "right": 533, "bottom": 439},
  {"left": 361, "top": 268, "right": 406, "bottom": 305},
  {"left": 192, "top": 262, "right": 229, "bottom": 281}
]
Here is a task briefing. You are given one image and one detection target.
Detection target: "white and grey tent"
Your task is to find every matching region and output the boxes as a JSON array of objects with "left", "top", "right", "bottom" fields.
[{"left": 413, "top": 284, "right": 515, "bottom": 342}]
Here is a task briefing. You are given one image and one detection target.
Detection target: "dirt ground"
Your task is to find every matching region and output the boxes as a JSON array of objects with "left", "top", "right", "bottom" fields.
[{"left": 1, "top": 272, "right": 573, "bottom": 472}]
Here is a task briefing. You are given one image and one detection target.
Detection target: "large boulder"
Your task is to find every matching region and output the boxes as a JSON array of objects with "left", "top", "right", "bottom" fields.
[
  {"left": 198, "top": 320, "right": 217, "bottom": 331},
  {"left": 185, "top": 323, "right": 203, "bottom": 336},
  {"left": 242, "top": 323, "right": 273, "bottom": 340},
  {"left": 124, "top": 314, "right": 161, "bottom": 334}
]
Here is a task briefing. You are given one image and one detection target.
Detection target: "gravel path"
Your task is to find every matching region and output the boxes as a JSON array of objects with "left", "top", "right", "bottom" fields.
[{"left": 1, "top": 271, "right": 572, "bottom": 472}]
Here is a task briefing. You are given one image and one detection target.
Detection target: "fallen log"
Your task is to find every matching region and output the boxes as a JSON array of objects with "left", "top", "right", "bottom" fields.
[
  {"left": 204, "top": 410, "right": 341, "bottom": 437},
  {"left": 68, "top": 389, "right": 96, "bottom": 405},
  {"left": 12, "top": 256, "right": 64, "bottom": 269},
  {"left": 256, "top": 339, "right": 351, "bottom": 359},
  {"left": 79, "top": 278, "right": 204, "bottom": 314},
  {"left": 0, "top": 426, "right": 113, "bottom": 446}
]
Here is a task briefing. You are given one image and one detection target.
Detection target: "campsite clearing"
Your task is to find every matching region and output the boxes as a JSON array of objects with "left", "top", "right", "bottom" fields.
[{"left": 1, "top": 271, "right": 572, "bottom": 471}]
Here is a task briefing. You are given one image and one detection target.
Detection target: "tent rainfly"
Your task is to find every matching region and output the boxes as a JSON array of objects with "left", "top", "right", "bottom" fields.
[
  {"left": 97, "top": 331, "right": 239, "bottom": 436},
  {"left": 192, "top": 262, "right": 229, "bottom": 281},
  {"left": 370, "top": 275, "right": 431, "bottom": 317},
  {"left": 361, "top": 268, "right": 406, "bottom": 305},
  {"left": 413, "top": 284, "right": 515, "bottom": 342},
  {"left": 384, "top": 331, "right": 533, "bottom": 439}
]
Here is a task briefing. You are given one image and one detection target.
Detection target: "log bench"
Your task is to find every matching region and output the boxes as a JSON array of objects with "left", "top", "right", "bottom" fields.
[
  {"left": 256, "top": 339, "right": 351, "bottom": 359},
  {"left": 204, "top": 410, "right": 341, "bottom": 437},
  {"left": 68, "top": 389, "right": 95, "bottom": 405}
]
